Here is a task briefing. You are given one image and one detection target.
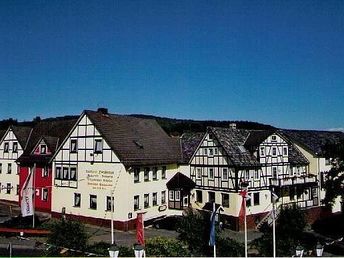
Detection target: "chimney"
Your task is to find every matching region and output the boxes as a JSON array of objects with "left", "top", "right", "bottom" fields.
[
  {"left": 229, "top": 123, "right": 237, "bottom": 129},
  {"left": 97, "top": 108, "right": 108, "bottom": 115}
]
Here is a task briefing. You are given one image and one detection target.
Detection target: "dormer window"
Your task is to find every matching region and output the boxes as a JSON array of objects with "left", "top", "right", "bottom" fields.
[
  {"left": 4, "top": 142, "right": 9, "bottom": 153},
  {"left": 13, "top": 142, "right": 18, "bottom": 153},
  {"left": 94, "top": 139, "right": 102, "bottom": 153},
  {"left": 70, "top": 139, "right": 77, "bottom": 153},
  {"left": 40, "top": 145, "right": 47, "bottom": 154}
]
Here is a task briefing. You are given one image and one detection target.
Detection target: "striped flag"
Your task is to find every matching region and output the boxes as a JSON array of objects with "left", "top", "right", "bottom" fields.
[
  {"left": 20, "top": 168, "right": 34, "bottom": 217},
  {"left": 136, "top": 213, "right": 145, "bottom": 245}
]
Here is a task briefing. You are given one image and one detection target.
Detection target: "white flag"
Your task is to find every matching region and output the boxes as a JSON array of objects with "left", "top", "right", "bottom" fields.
[{"left": 21, "top": 167, "right": 34, "bottom": 217}]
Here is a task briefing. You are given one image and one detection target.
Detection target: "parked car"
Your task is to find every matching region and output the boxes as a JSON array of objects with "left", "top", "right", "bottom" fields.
[{"left": 152, "top": 215, "right": 182, "bottom": 230}]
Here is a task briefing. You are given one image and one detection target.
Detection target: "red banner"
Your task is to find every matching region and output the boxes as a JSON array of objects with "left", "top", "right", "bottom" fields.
[
  {"left": 239, "top": 189, "right": 247, "bottom": 220},
  {"left": 136, "top": 213, "right": 145, "bottom": 245}
]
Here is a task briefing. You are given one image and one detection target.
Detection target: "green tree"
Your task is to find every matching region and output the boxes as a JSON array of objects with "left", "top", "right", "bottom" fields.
[
  {"left": 217, "top": 237, "right": 244, "bottom": 257},
  {"left": 256, "top": 205, "right": 306, "bottom": 257},
  {"left": 145, "top": 236, "right": 190, "bottom": 257},
  {"left": 177, "top": 207, "right": 213, "bottom": 256},
  {"left": 323, "top": 140, "right": 344, "bottom": 208},
  {"left": 46, "top": 219, "right": 89, "bottom": 256}
]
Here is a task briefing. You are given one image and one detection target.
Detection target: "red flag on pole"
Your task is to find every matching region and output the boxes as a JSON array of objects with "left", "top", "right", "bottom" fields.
[
  {"left": 239, "top": 189, "right": 247, "bottom": 220},
  {"left": 136, "top": 213, "right": 145, "bottom": 245}
]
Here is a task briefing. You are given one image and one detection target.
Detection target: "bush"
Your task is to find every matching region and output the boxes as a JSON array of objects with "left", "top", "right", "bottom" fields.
[
  {"left": 45, "top": 218, "right": 88, "bottom": 256},
  {"left": 217, "top": 237, "right": 244, "bottom": 257},
  {"left": 145, "top": 236, "right": 190, "bottom": 257}
]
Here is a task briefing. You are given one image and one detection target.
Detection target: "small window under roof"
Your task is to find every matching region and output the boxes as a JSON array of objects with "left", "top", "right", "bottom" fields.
[{"left": 133, "top": 140, "right": 144, "bottom": 149}]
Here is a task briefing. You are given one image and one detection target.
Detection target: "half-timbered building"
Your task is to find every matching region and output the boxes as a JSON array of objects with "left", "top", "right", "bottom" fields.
[
  {"left": 282, "top": 129, "right": 344, "bottom": 213},
  {"left": 17, "top": 117, "right": 78, "bottom": 212},
  {"left": 181, "top": 127, "right": 320, "bottom": 230},
  {"left": 51, "top": 108, "right": 182, "bottom": 230},
  {"left": 0, "top": 126, "right": 31, "bottom": 204}
]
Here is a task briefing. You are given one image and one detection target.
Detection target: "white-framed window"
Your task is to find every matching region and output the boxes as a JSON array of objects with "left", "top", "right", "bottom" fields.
[
  {"left": 325, "top": 158, "right": 331, "bottom": 166},
  {"left": 7, "top": 164, "right": 12, "bottom": 174},
  {"left": 6, "top": 183, "right": 11, "bottom": 194},
  {"left": 106, "top": 196, "right": 114, "bottom": 211},
  {"left": 260, "top": 147, "right": 265, "bottom": 156},
  {"left": 70, "top": 139, "right": 78, "bottom": 153},
  {"left": 74, "top": 193, "right": 81, "bottom": 207},
  {"left": 55, "top": 167, "right": 61, "bottom": 179},
  {"left": 94, "top": 139, "right": 103, "bottom": 153},
  {"left": 70, "top": 167, "right": 77, "bottom": 181},
  {"left": 196, "top": 168, "right": 202, "bottom": 179},
  {"left": 152, "top": 192, "right": 158, "bottom": 206},
  {"left": 12, "top": 142, "right": 18, "bottom": 153},
  {"left": 134, "top": 195, "right": 139, "bottom": 210},
  {"left": 42, "top": 167, "right": 49, "bottom": 177},
  {"left": 153, "top": 167, "right": 158, "bottom": 180},
  {"left": 16, "top": 184, "right": 19, "bottom": 195},
  {"left": 0, "top": 163, "right": 2, "bottom": 174},
  {"left": 283, "top": 147, "right": 288, "bottom": 156},
  {"left": 134, "top": 168, "right": 140, "bottom": 183},
  {"left": 209, "top": 148, "right": 214, "bottom": 156},
  {"left": 144, "top": 194, "right": 149, "bottom": 208},
  {"left": 214, "top": 148, "right": 218, "bottom": 155},
  {"left": 4, "top": 142, "right": 9, "bottom": 153},
  {"left": 162, "top": 166, "right": 166, "bottom": 179},
  {"left": 245, "top": 170, "right": 250, "bottom": 181},
  {"left": 169, "top": 191, "right": 174, "bottom": 201},
  {"left": 90, "top": 194, "right": 97, "bottom": 209},
  {"left": 144, "top": 167, "right": 150, "bottom": 181},
  {"left": 196, "top": 190, "right": 203, "bottom": 202},
  {"left": 272, "top": 167, "right": 277, "bottom": 178},
  {"left": 209, "top": 168, "right": 214, "bottom": 179},
  {"left": 204, "top": 148, "right": 208, "bottom": 155},
  {"left": 208, "top": 191, "right": 215, "bottom": 203},
  {"left": 272, "top": 147, "right": 277, "bottom": 156},
  {"left": 40, "top": 144, "right": 47, "bottom": 154},
  {"left": 271, "top": 135, "right": 277, "bottom": 142},
  {"left": 222, "top": 193, "right": 229, "bottom": 208},
  {"left": 254, "top": 170, "right": 260, "bottom": 180},
  {"left": 161, "top": 191, "right": 166, "bottom": 204},
  {"left": 42, "top": 188, "right": 48, "bottom": 201},
  {"left": 222, "top": 168, "right": 228, "bottom": 180},
  {"left": 63, "top": 167, "right": 69, "bottom": 180},
  {"left": 175, "top": 191, "right": 180, "bottom": 201},
  {"left": 254, "top": 192, "right": 260, "bottom": 206}
]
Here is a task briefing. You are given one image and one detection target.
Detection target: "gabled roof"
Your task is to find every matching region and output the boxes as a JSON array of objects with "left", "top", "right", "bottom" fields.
[
  {"left": 244, "top": 129, "right": 309, "bottom": 166},
  {"left": 166, "top": 172, "right": 196, "bottom": 190},
  {"left": 180, "top": 132, "right": 205, "bottom": 163},
  {"left": 17, "top": 117, "right": 78, "bottom": 164},
  {"left": 85, "top": 110, "right": 182, "bottom": 166},
  {"left": 209, "top": 127, "right": 260, "bottom": 167},
  {"left": 11, "top": 125, "right": 32, "bottom": 148},
  {"left": 244, "top": 129, "right": 276, "bottom": 148},
  {"left": 0, "top": 129, "right": 7, "bottom": 142},
  {"left": 281, "top": 129, "right": 344, "bottom": 156}
]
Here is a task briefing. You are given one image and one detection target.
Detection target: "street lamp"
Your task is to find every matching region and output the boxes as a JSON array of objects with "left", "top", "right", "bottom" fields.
[
  {"left": 295, "top": 244, "right": 304, "bottom": 257},
  {"left": 108, "top": 244, "right": 119, "bottom": 258},
  {"left": 316, "top": 242, "right": 324, "bottom": 257},
  {"left": 133, "top": 243, "right": 145, "bottom": 258}
]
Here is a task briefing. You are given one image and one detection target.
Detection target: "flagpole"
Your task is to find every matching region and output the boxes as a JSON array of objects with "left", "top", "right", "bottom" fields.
[
  {"left": 32, "top": 163, "right": 36, "bottom": 228},
  {"left": 272, "top": 190, "right": 277, "bottom": 258},
  {"left": 213, "top": 202, "right": 216, "bottom": 258},
  {"left": 111, "top": 189, "right": 114, "bottom": 245},
  {"left": 244, "top": 193, "right": 248, "bottom": 258}
]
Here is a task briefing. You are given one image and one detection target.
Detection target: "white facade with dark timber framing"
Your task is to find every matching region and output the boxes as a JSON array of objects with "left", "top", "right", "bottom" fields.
[
  {"left": 181, "top": 127, "right": 320, "bottom": 230},
  {"left": 51, "top": 108, "right": 182, "bottom": 230},
  {"left": 0, "top": 126, "right": 31, "bottom": 203}
]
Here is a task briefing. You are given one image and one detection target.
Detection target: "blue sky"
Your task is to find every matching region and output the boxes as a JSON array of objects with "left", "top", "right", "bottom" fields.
[{"left": 0, "top": 0, "right": 343, "bottom": 130}]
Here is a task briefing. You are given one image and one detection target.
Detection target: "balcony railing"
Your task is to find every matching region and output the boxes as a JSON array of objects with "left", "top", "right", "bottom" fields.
[{"left": 270, "top": 174, "right": 317, "bottom": 188}]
